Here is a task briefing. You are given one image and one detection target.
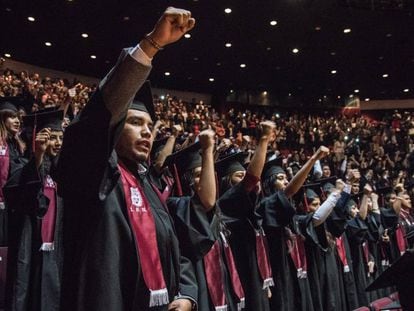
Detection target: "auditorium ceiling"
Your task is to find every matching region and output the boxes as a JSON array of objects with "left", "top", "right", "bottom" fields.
[{"left": 1, "top": 0, "right": 413, "bottom": 103}]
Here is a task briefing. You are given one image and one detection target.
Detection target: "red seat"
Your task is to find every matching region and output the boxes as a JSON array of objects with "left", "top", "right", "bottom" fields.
[
  {"left": 389, "top": 292, "right": 399, "bottom": 301},
  {"left": 353, "top": 307, "right": 370, "bottom": 311},
  {"left": 370, "top": 297, "right": 393, "bottom": 311}
]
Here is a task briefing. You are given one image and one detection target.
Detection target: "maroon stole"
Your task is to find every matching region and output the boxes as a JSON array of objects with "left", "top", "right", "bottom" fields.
[
  {"left": 118, "top": 162, "right": 169, "bottom": 307},
  {"left": 287, "top": 234, "right": 308, "bottom": 278},
  {"left": 256, "top": 229, "right": 275, "bottom": 289},
  {"left": 40, "top": 175, "right": 57, "bottom": 251},
  {"left": 336, "top": 236, "right": 350, "bottom": 273},
  {"left": 220, "top": 232, "right": 245, "bottom": 310},
  {"left": 150, "top": 175, "right": 174, "bottom": 205},
  {"left": 203, "top": 240, "right": 227, "bottom": 310},
  {"left": 395, "top": 224, "right": 407, "bottom": 256},
  {"left": 0, "top": 143, "right": 9, "bottom": 209}
]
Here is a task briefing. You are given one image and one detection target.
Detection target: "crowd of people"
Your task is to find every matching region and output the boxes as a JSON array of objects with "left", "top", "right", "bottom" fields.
[{"left": 0, "top": 7, "right": 413, "bottom": 311}]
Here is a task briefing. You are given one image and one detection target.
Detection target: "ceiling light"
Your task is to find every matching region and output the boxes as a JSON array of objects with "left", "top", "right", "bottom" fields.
[
  {"left": 382, "top": 74, "right": 389, "bottom": 78},
  {"left": 365, "top": 98, "right": 370, "bottom": 101},
  {"left": 337, "top": 96, "right": 341, "bottom": 99},
  {"left": 90, "top": 55, "right": 96, "bottom": 59},
  {"left": 27, "top": 16, "right": 35, "bottom": 22},
  {"left": 4, "top": 53, "right": 11, "bottom": 58},
  {"left": 292, "top": 48, "right": 299, "bottom": 54},
  {"left": 349, "top": 94, "right": 354, "bottom": 98},
  {"left": 209, "top": 78, "right": 215, "bottom": 82},
  {"left": 225, "top": 43, "right": 232, "bottom": 48},
  {"left": 354, "top": 89, "right": 359, "bottom": 93},
  {"left": 230, "top": 89, "right": 234, "bottom": 93},
  {"left": 315, "top": 26, "right": 321, "bottom": 31},
  {"left": 184, "top": 34, "right": 191, "bottom": 39},
  {"left": 224, "top": 8, "right": 232, "bottom": 14},
  {"left": 330, "top": 52, "right": 336, "bottom": 56},
  {"left": 403, "top": 89, "right": 410, "bottom": 93},
  {"left": 164, "top": 72, "right": 170, "bottom": 76},
  {"left": 123, "top": 16, "right": 130, "bottom": 21},
  {"left": 240, "top": 64, "right": 246, "bottom": 68},
  {"left": 288, "top": 93, "right": 292, "bottom": 97},
  {"left": 386, "top": 33, "right": 392, "bottom": 38},
  {"left": 81, "top": 33, "right": 89, "bottom": 38},
  {"left": 331, "top": 70, "right": 337, "bottom": 74},
  {"left": 270, "top": 20, "right": 277, "bottom": 26},
  {"left": 263, "top": 91, "right": 268, "bottom": 95},
  {"left": 45, "top": 42, "right": 52, "bottom": 47},
  {"left": 266, "top": 47, "right": 272, "bottom": 51},
  {"left": 343, "top": 28, "right": 351, "bottom": 34}
]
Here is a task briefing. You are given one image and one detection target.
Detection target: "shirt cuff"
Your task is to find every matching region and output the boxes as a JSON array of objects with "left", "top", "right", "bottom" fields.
[
  {"left": 174, "top": 295, "right": 197, "bottom": 310},
  {"left": 130, "top": 44, "right": 152, "bottom": 67}
]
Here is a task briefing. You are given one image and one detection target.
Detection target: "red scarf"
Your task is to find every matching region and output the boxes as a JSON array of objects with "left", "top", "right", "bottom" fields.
[
  {"left": 41, "top": 175, "right": 57, "bottom": 251},
  {"left": 336, "top": 236, "right": 350, "bottom": 273},
  {"left": 256, "top": 229, "right": 274, "bottom": 289},
  {"left": 220, "top": 232, "right": 245, "bottom": 310},
  {"left": 287, "top": 234, "right": 308, "bottom": 278},
  {"left": 203, "top": 240, "right": 227, "bottom": 311},
  {"left": 395, "top": 224, "right": 407, "bottom": 256},
  {"left": 118, "top": 162, "right": 169, "bottom": 307},
  {"left": 0, "top": 143, "right": 9, "bottom": 208}
]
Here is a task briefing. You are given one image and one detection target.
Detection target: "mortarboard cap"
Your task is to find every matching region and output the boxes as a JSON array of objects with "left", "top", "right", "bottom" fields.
[
  {"left": 215, "top": 152, "right": 248, "bottom": 179},
  {"left": 151, "top": 136, "right": 169, "bottom": 160},
  {"left": 366, "top": 249, "right": 414, "bottom": 310},
  {"left": 164, "top": 141, "right": 202, "bottom": 173},
  {"left": 0, "top": 96, "right": 33, "bottom": 113},
  {"left": 262, "top": 156, "right": 285, "bottom": 180},
  {"left": 23, "top": 110, "right": 64, "bottom": 132},
  {"left": 130, "top": 81, "right": 156, "bottom": 120}
]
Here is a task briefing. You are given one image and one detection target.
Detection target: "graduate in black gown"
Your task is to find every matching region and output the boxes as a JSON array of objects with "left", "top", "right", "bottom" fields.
[
  {"left": 216, "top": 121, "right": 285, "bottom": 311},
  {"left": 57, "top": 8, "right": 197, "bottom": 311},
  {"left": 4, "top": 110, "right": 64, "bottom": 311},
  {"left": 166, "top": 131, "right": 242, "bottom": 311},
  {"left": 0, "top": 98, "right": 28, "bottom": 307},
  {"left": 260, "top": 146, "right": 331, "bottom": 311}
]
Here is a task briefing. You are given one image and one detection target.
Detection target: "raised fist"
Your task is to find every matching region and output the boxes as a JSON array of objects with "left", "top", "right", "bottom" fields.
[
  {"left": 198, "top": 129, "right": 215, "bottom": 150},
  {"left": 148, "top": 7, "right": 195, "bottom": 48},
  {"left": 313, "top": 146, "right": 330, "bottom": 161}
]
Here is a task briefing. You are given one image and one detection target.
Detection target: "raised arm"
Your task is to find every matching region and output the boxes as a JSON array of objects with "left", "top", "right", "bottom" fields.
[
  {"left": 285, "top": 146, "right": 330, "bottom": 198},
  {"left": 197, "top": 129, "right": 216, "bottom": 211}
]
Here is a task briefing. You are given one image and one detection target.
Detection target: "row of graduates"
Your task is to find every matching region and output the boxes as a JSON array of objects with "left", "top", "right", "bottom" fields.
[
  {"left": 3, "top": 91, "right": 413, "bottom": 311},
  {"left": 1, "top": 9, "right": 413, "bottom": 310}
]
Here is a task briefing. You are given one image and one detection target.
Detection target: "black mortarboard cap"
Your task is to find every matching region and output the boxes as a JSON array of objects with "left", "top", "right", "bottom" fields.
[
  {"left": 262, "top": 156, "right": 285, "bottom": 180},
  {"left": 130, "top": 81, "right": 156, "bottom": 120},
  {"left": 215, "top": 152, "right": 248, "bottom": 179},
  {"left": 366, "top": 249, "right": 414, "bottom": 310},
  {"left": 305, "top": 188, "right": 319, "bottom": 202},
  {"left": 322, "top": 182, "right": 335, "bottom": 194},
  {"left": 0, "top": 97, "right": 19, "bottom": 112},
  {"left": 164, "top": 141, "right": 202, "bottom": 173},
  {"left": 23, "top": 110, "right": 64, "bottom": 132}
]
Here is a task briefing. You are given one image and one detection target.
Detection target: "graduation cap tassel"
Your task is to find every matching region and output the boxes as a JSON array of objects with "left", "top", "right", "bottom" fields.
[
  {"left": 320, "top": 187, "right": 326, "bottom": 201},
  {"left": 172, "top": 164, "right": 183, "bottom": 196},
  {"left": 214, "top": 172, "right": 219, "bottom": 200}
]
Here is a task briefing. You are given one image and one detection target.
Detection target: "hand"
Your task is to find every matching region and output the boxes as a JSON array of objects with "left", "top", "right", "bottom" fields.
[
  {"left": 347, "top": 169, "right": 361, "bottom": 183},
  {"left": 382, "top": 229, "right": 390, "bottom": 243},
  {"left": 259, "top": 121, "right": 276, "bottom": 142},
  {"left": 371, "top": 192, "right": 379, "bottom": 201},
  {"left": 363, "top": 184, "right": 373, "bottom": 196},
  {"left": 242, "top": 135, "right": 251, "bottom": 144},
  {"left": 336, "top": 179, "right": 346, "bottom": 192},
  {"left": 198, "top": 129, "right": 215, "bottom": 151},
  {"left": 68, "top": 87, "right": 77, "bottom": 98},
  {"left": 313, "top": 146, "right": 330, "bottom": 161},
  {"left": 368, "top": 260, "right": 375, "bottom": 274},
  {"left": 34, "top": 128, "right": 51, "bottom": 156},
  {"left": 149, "top": 7, "right": 195, "bottom": 48},
  {"left": 168, "top": 298, "right": 193, "bottom": 311},
  {"left": 172, "top": 124, "right": 183, "bottom": 137}
]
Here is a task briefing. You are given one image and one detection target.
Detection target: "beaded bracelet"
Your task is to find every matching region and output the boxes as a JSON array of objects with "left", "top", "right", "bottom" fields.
[{"left": 144, "top": 34, "right": 164, "bottom": 50}]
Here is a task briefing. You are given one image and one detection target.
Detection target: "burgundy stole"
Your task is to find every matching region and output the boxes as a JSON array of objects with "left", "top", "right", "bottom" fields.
[
  {"left": 40, "top": 175, "right": 57, "bottom": 251},
  {"left": 287, "top": 234, "right": 308, "bottom": 278},
  {"left": 118, "top": 162, "right": 169, "bottom": 307},
  {"left": 256, "top": 229, "right": 275, "bottom": 289},
  {"left": 336, "top": 236, "right": 350, "bottom": 273},
  {"left": 220, "top": 232, "right": 245, "bottom": 310},
  {"left": 203, "top": 240, "right": 227, "bottom": 311}
]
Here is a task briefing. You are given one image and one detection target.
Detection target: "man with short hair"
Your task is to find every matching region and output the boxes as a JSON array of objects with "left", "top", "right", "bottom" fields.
[{"left": 57, "top": 8, "right": 197, "bottom": 311}]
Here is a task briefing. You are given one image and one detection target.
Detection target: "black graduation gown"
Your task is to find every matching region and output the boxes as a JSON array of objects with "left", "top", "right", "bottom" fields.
[
  {"left": 298, "top": 214, "right": 347, "bottom": 311},
  {"left": 257, "top": 193, "right": 302, "bottom": 311},
  {"left": 0, "top": 139, "right": 27, "bottom": 246},
  {"left": 346, "top": 217, "right": 370, "bottom": 307},
  {"left": 3, "top": 157, "right": 63, "bottom": 311},
  {"left": 218, "top": 184, "right": 290, "bottom": 311},
  {"left": 380, "top": 207, "right": 400, "bottom": 264},
  {"left": 57, "top": 91, "right": 197, "bottom": 311},
  {"left": 168, "top": 196, "right": 241, "bottom": 311}
]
